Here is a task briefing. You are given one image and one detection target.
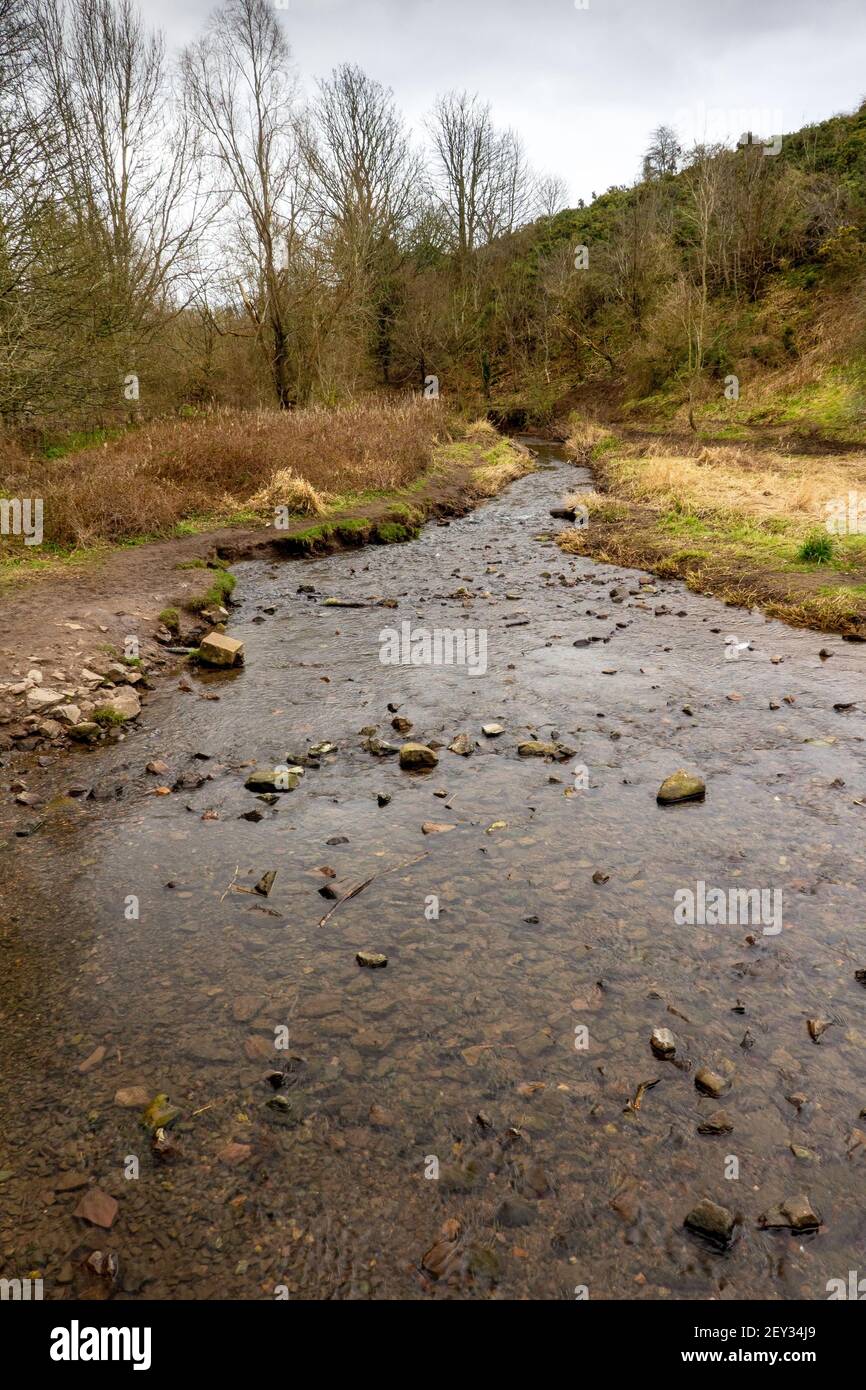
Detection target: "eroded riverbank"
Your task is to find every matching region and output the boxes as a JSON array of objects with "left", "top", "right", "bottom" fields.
[{"left": 1, "top": 441, "right": 864, "bottom": 1300}]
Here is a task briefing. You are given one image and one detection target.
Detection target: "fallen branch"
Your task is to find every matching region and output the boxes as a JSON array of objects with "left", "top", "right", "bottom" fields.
[{"left": 318, "top": 852, "right": 429, "bottom": 926}]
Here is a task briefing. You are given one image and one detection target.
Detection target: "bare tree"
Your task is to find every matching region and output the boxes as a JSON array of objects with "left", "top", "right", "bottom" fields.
[
  {"left": 183, "top": 0, "right": 302, "bottom": 408},
  {"left": 304, "top": 63, "right": 421, "bottom": 384},
  {"left": 428, "top": 92, "right": 502, "bottom": 263},
  {"left": 643, "top": 124, "right": 682, "bottom": 180}
]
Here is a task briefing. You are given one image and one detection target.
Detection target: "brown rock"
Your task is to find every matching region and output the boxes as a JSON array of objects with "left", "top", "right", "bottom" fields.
[{"left": 73, "top": 1188, "right": 119, "bottom": 1229}]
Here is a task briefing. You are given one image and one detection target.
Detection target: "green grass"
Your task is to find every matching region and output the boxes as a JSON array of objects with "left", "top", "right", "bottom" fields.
[
  {"left": 92, "top": 706, "right": 126, "bottom": 727},
  {"left": 797, "top": 530, "right": 835, "bottom": 563},
  {"left": 158, "top": 607, "right": 180, "bottom": 632},
  {"left": 182, "top": 567, "right": 236, "bottom": 614}
]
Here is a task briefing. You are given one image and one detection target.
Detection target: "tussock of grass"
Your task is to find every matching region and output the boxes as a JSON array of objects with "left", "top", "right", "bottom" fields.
[{"left": 245, "top": 468, "right": 326, "bottom": 517}]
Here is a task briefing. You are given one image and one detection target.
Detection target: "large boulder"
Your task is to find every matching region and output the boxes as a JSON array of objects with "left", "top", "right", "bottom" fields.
[{"left": 199, "top": 632, "right": 244, "bottom": 667}]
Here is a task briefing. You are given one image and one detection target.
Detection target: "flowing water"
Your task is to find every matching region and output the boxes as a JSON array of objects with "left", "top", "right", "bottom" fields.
[{"left": 1, "top": 440, "right": 864, "bottom": 1300}]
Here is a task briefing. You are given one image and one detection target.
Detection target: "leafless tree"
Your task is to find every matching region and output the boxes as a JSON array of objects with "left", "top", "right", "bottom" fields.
[
  {"left": 643, "top": 124, "right": 682, "bottom": 179},
  {"left": 183, "top": 0, "right": 303, "bottom": 408}
]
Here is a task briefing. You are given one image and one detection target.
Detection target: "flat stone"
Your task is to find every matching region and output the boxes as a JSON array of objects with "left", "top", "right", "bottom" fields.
[
  {"left": 25, "top": 687, "right": 63, "bottom": 711},
  {"left": 759, "top": 1194, "right": 821, "bottom": 1232},
  {"left": 697, "top": 1110, "right": 733, "bottom": 1135},
  {"left": 78, "top": 1045, "right": 106, "bottom": 1073},
  {"left": 114, "top": 1086, "right": 151, "bottom": 1109},
  {"left": 356, "top": 951, "right": 388, "bottom": 968}
]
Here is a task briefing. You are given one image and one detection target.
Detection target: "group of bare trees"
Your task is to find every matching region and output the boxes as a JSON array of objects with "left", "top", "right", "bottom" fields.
[
  {"left": 0, "top": 0, "right": 560, "bottom": 428},
  {"left": 1, "top": 0, "right": 859, "bottom": 434}
]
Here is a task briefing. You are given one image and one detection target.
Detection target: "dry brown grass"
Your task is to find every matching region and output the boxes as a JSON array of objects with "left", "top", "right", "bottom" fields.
[
  {"left": 588, "top": 439, "right": 866, "bottom": 528},
  {"left": 2, "top": 398, "right": 459, "bottom": 549},
  {"left": 563, "top": 414, "right": 615, "bottom": 462},
  {"left": 245, "top": 468, "right": 325, "bottom": 516}
]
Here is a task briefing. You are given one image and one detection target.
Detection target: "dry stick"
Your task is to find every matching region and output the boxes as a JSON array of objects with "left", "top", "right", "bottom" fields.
[
  {"left": 219, "top": 864, "right": 241, "bottom": 902},
  {"left": 318, "top": 852, "right": 429, "bottom": 927}
]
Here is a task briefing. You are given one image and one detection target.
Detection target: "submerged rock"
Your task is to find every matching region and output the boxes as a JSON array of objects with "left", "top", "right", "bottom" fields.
[
  {"left": 650, "top": 1027, "right": 677, "bottom": 1058},
  {"left": 759, "top": 1194, "right": 821, "bottom": 1232},
  {"left": 356, "top": 951, "right": 388, "bottom": 968},
  {"left": 695, "top": 1067, "right": 730, "bottom": 1098},
  {"left": 517, "top": 740, "right": 575, "bottom": 761},
  {"left": 684, "top": 1198, "right": 735, "bottom": 1247}
]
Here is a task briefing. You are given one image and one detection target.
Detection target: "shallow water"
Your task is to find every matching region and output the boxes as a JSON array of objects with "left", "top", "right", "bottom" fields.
[{"left": 1, "top": 441, "right": 865, "bottom": 1300}]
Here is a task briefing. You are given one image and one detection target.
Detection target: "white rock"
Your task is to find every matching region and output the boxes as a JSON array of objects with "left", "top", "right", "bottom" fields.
[
  {"left": 25, "top": 687, "right": 63, "bottom": 711},
  {"left": 27, "top": 669, "right": 43, "bottom": 684},
  {"left": 54, "top": 705, "right": 82, "bottom": 726},
  {"left": 96, "top": 688, "right": 141, "bottom": 721}
]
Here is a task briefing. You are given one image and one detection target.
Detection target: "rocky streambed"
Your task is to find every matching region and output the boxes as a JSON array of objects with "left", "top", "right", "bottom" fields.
[{"left": 0, "top": 440, "right": 864, "bottom": 1300}]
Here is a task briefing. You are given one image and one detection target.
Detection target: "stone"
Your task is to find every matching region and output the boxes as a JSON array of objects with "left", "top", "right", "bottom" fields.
[
  {"left": 399, "top": 742, "right": 438, "bottom": 770},
  {"left": 448, "top": 733, "right": 473, "bottom": 756},
  {"left": 73, "top": 1188, "right": 119, "bottom": 1230},
  {"left": 650, "top": 1027, "right": 676, "bottom": 1058},
  {"left": 356, "top": 951, "right": 388, "bottom": 968},
  {"left": 78, "top": 1045, "right": 106, "bottom": 1074},
  {"left": 67, "top": 722, "right": 101, "bottom": 743},
  {"left": 217, "top": 1142, "right": 251, "bottom": 1165},
  {"left": 53, "top": 705, "right": 81, "bottom": 726},
  {"left": 759, "top": 1194, "right": 821, "bottom": 1232},
  {"left": 684, "top": 1198, "right": 735, "bottom": 1247},
  {"left": 657, "top": 769, "right": 706, "bottom": 805},
  {"left": 25, "top": 687, "right": 63, "bottom": 711},
  {"left": 697, "top": 1111, "right": 733, "bottom": 1135},
  {"left": 421, "top": 821, "right": 455, "bottom": 835},
  {"left": 114, "top": 1086, "right": 151, "bottom": 1109},
  {"left": 244, "top": 766, "right": 303, "bottom": 792},
  {"left": 517, "top": 740, "right": 575, "bottom": 761},
  {"left": 482, "top": 723, "right": 504, "bottom": 736},
  {"left": 695, "top": 1067, "right": 730, "bottom": 1098},
  {"left": 199, "top": 632, "right": 244, "bottom": 667},
  {"left": 98, "top": 687, "right": 141, "bottom": 721}
]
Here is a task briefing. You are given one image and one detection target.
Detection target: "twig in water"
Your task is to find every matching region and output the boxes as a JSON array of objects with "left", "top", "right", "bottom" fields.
[{"left": 318, "top": 852, "right": 429, "bottom": 926}]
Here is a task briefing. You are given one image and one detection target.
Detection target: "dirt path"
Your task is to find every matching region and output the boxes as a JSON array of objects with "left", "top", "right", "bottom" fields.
[{"left": 1, "top": 440, "right": 864, "bottom": 1301}]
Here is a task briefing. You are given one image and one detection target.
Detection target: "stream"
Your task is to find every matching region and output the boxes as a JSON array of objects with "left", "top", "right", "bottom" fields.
[{"left": 1, "top": 439, "right": 864, "bottom": 1300}]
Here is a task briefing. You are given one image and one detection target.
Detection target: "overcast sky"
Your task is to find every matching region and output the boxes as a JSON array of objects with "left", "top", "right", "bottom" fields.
[{"left": 146, "top": 0, "right": 866, "bottom": 204}]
